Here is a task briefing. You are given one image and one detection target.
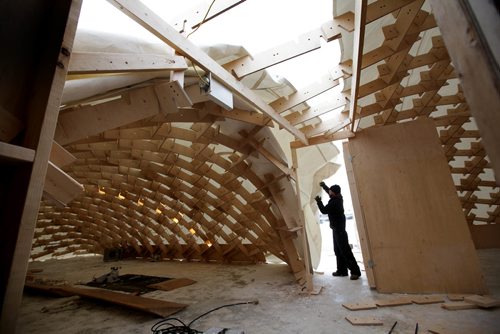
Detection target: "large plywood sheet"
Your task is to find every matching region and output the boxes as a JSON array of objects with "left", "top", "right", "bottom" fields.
[{"left": 347, "top": 119, "right": 487, "bottom": 293}]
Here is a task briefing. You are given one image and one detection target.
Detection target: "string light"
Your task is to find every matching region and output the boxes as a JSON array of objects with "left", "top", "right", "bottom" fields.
[
  {"left": 205, "top": 240, "right": 212, "bottom": 247},
  {"left": 172, "top": 218, "right": 179, "bottom": 223},
  {"left": 117, "top": 193, "right": 125, "bottom": 200},
  {"left": 189, "top": 228, "right": 196, "bottom": 235},
  {"left": 98, "top": 187, "right": 105, "bottom": 195}
]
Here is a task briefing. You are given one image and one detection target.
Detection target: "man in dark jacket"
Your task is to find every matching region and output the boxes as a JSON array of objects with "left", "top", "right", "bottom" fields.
[{"left": 315, "top": 182, "right": 361, "bottom": 280}]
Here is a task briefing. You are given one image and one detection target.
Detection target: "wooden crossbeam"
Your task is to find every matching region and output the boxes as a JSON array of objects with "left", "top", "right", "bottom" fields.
[
  {"left": 68, "top": 52, "right": 187, "bottom": 74},
  {"left": 224, "top": 21, "right": 346, "bottom": 78},
  {"left": 107, "top": 0, "right": 308, "bottom": 145}
]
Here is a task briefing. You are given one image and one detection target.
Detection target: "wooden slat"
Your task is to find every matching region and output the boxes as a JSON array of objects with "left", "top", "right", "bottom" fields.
[
  {"left": 0, "top": 141, "right": 35, "bottom": 162},
  {"left": 68, "top": 52, "right": 187, "bottom": 74},
  {"left": 349, "top": 0, "right": 367, "bottom": 131},
  {"left": 345, "top": 316, "right": 383, "bottom": 326},
  {"left": 44, "top": 161, "right": 84, "bottom": 205},
  {"left": 26, "top": 283, "right": 188, "bottom": 317},
  {"left": 342, "top": 302, "right": 377, "bottom": 311}
]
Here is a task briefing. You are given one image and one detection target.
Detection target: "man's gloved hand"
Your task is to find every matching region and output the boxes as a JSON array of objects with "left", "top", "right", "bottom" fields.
[
  {"left": 314, "top": 195, "right": 321, "bottom": 202},
  {"left": 319, "top": 181, "right": 326, "bottom": 188}
]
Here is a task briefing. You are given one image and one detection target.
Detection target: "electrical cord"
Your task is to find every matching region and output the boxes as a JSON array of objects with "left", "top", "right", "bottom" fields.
[{"left": 151, "top": 300, "right": 258, "bottom": 334}]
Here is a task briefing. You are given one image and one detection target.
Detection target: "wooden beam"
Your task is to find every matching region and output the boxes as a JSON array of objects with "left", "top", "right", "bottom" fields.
[
  {"left": 170, "top": 0, "right": 246, "bottom": 35},
  {"left": 429, "top": 0, "right": 500, "bottom": 184},
  {"left": 55, "top": 85, "right": 162, "bottom": 145},
  {"left": 0, "top": 1, "right": 82, "bottom": 332},
  {"left": 0, "top": 142, "right": 35, "bottom": 163},
  {"left": 349, "top": 0, "right": 368, "bottom": 131},
  {"left": 224, "top": 21, "right": 345, "bottom": 78},
  {"left": 68, "top": 52, "right": 187, "bottom": 74},
  {"left": 44, "top": 161, "right": 84, "bottom": 206},
  {"left": 269, "top": 71, "right": 341, "bottom": 114},
  {"left": 291, "top": 148, "right": 313, "bottom": 292},
  {"left": 107, "top": 0, "right": 308, "bottom": 145},
  {"left": 290, "top": 130, "right": 355, "bottom": 149},
  {"left": 50, "top": 141, "right": 76, "bottom": 167}
]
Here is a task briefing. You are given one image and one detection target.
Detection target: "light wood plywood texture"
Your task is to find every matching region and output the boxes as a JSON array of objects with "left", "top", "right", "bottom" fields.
[{"left": 347, "top": 118, "right": 487, "bottom": 293}]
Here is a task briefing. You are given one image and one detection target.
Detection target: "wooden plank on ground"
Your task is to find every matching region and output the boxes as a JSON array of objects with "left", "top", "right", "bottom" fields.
[
  {"left": 441, "top": 302, "right": 478, "bottom": 310},
  {"left": 345, "top": 316, "right": 383, "bottom": 326},
  {"left": 26, "top": 283, "right": 188, "bottom": 317},
  {"left": 411, "top": 295, "right": 445, "bottom": 304},
  {"left": 464, "top": 295, "right": 500, "bottom": 308},
  {"left": 375, "top": 296, "right": 413, "bottom": 307},
  {"left": 342, "top": 302, "right": 377, "bottom": 311},
  {"left": 147, "top": 278, "right": 196, "bottom": 291},
  {"left": 447, "top": 294, "right": 468, "bottom": 301}
]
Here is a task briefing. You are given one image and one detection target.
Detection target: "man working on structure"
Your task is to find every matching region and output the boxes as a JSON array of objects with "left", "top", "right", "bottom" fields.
[{"left": 315, "top": 182, "right": 361, "bottom": 280}]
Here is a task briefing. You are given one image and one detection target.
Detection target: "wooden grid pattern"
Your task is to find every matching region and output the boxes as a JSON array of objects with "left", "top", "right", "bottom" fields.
[
  {"left": 33, "top": 122, "right": 292, "bottom": 265},
  {"left": 29, "top": 0, "right": 498, "bottom": 268}
]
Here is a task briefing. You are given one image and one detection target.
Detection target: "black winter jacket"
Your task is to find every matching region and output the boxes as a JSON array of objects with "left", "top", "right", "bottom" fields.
[{"left": 316, "top": 195, "right": 346, "bottom": 231}]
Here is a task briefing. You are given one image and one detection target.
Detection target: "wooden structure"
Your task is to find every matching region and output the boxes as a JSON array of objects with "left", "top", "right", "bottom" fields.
[{"left": 0, "top": 0, "right": 498, "bottom": 331}]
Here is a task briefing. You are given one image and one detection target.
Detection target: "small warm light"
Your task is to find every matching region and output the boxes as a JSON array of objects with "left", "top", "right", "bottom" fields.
[
  {"left": 189, "top": 228, "right": 196, "bottom": 235},
  {"left": 117, "top": 193, "right": 125, "bottom": 200},
  {"left": 155, "top": 208, "right": 162, "bottom": 214},
  {"left": 98, "top": 187, "right": 105, "bottom": 195},
  {"left": 172, "top": 218, "right": 179, "bottom": 223},
  {"left": 137, "top": 199, "right": 144, "bottom": 206},
  {"left": 205, "top": 240, "right": 212, "bottom": 247}
]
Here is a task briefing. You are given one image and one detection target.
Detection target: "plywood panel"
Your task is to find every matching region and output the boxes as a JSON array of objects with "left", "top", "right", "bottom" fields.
[{"left": 347, "top": 118, "right": 487, "bottom": 293}]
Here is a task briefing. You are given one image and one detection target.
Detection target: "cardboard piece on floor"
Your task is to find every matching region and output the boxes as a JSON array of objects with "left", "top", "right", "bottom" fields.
[
  {"left": 345, "top": 316, "right": 383, "bottom": 326},
  {"left": 147, "top": 278, "right": 196, "bottom": 291},
  {"left": 464, "top": 295, "right": 500, "bottom": 308},
  {"left": 375, "top": 297, "right": 413, "bottom": 307},
  {"left": 342, "top": 302, "right": 377, "bottom": 311},
  {"left": 25, "top": 283, "right": 188, "bottom": 317},
  {"left": 441, "top": 302, "right": 478, "bottom": 310},
  {"left": 411, "top": 295, "right": 445, "bottom": 304}
]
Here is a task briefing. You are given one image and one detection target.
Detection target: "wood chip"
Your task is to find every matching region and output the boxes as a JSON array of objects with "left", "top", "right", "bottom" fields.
[
  {"left": 464, "top": 295, "right": 500, "bottom": 308},
  {"left": 345, "top": 316, "right": 383, "bottom": 326},
  {"left": 411, "top": 295, "right": 445, "bottom": 304},
  {"left": 441, "top": 301, "right": 478, "bottom": 310},
  {"left": 342, "top": 302, "right": 377, "bottom": 311},
  {"left": 375, "top": 296, "right": 413, "bottom": 307}
]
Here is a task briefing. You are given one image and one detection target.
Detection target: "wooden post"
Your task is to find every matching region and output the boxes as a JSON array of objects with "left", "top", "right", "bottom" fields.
[
  {"left": 0, "top": 1, "right": 82, "bottom": 332},
  {"left": 291, "top": 147, "right": 314, "bottom": 292}
]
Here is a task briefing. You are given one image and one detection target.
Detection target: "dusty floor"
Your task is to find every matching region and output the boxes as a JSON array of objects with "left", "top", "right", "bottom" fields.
[{"left": 17, "top": 247, "right": 500, "bottom": 334}]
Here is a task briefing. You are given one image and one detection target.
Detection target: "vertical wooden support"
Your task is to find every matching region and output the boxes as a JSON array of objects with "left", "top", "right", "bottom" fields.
[
  {"left": 291, "top": 148, "right": 314, "bottom": 292},
  {"left": 0, "top": 1, "right": 81, "bottom": 332},
  {"left": 342, "top": 142, "right": 376, "bottom": 288},
  {"left": 429, "top": 0, "right": 500, "bottom": 183},
  {"left": 349, "top": 0, "right": 368, "bottom": 131}
]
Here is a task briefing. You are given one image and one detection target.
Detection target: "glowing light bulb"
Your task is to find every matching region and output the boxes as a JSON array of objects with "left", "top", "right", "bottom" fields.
[
  {"left": 205, "top": 240, "right": 212, "bottom": 247},
  {"left": 172, "top": 217, "right": 179, "bottom": 223},
  {"left": 189, "top": 228, "right": 196, "bottom": 235},
  {"left": 98, "top": 187, "right": 105, "bottom": 195},
  {"left": 117, "top": 193, "right": 125, "bottom": 200},
  {"left": 155, "top": 208, "right": 162, "bottom": 214}
]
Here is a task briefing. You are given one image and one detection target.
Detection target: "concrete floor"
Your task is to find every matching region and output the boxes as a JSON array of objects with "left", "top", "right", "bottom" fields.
[{"left": 17, "top": 248, "right": 500, "bottom": 334}]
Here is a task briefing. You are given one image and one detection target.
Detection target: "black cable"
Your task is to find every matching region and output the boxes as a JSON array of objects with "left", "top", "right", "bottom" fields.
[{"left": 151, "top": 300, "right": 258, "bottom": 334}]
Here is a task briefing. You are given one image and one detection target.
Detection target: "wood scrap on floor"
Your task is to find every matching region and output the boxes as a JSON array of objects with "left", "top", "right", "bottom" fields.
[
  {"left": 342, "top": 302, "right": 377, "bottom": 311},
  {"left": 345, "top": 316, "right": 383, "bottom": 326},
  {"left": 447, "top": 294, "right": 469, "bottom": 301},
  {"left": 441, "top": 301, "right": 478, "bottom": 310},
  {"left": 25, "top": 282, "right": 188, "bottom": 317},
  {"left": 464, "top": 295, "right": 500, "bottom": 308},
  {"left": 411, "top": 295, "right": 445, "bottom": 304},
  {"left": 375, "top": 296, "right": 413, "bottom": 307},
  {"left": 147, "top": 277, "right": 196, "bottom": 291}
]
